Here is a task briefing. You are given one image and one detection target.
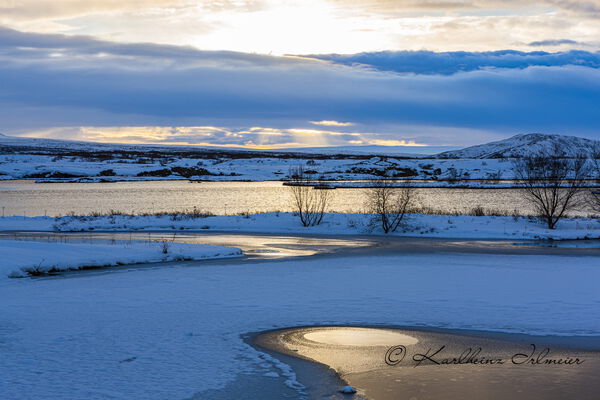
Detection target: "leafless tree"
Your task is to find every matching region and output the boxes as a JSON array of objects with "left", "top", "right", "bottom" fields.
[
  {"left": 513, "top": 144, "right": 590, "bottom": 229},
  {"left": 288, "top": 166, "right": 331, "bottom": 227},
  {"left": 587, "top": 143, "right": 600, "bottom": 213},
  {"left": 365, "top": 179, "right": 415, "bottom": 233}
]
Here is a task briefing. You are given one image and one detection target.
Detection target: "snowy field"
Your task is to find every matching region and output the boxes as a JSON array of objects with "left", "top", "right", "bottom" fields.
[
  {"left": 0, "top": 133, "right": 534, "bottom": 183},
  {"left": 2, "top": 133, "right": 599, "bottom": 183},
  {"left": 2, "top": 212, "right": 599, "bottom": 240},
  {"left": 0, "top": 151, "right": 516, "bottom": 182},
  {"left": 0, "top": 251, "right": 599, "bottom": 399},
  {"left": 0, "top": 240, "right": 242, "bottom": 278}
]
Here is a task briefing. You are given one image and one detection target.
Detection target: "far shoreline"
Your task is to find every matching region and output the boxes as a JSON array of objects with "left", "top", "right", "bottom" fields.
[{"left": 4, "top": 177, "right": 600, "bottom": 190}]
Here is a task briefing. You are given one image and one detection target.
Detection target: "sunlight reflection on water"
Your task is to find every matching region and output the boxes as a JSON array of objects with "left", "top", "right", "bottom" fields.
[{"left": 0, "top": 180, "right": 593, "bottom": 217}]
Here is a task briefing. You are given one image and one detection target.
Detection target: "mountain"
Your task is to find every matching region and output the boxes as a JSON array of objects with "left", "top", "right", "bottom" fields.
[{"left": 437, "top": 133, "right": 600, "bottom": 159}]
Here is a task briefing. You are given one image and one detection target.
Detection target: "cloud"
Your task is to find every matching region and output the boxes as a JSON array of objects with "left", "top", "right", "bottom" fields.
[
  {"left": 327, "top": 0, "right": 478, "bottom": 13},
  {"left": 0, "top": 26, "right": 298, "bottom": 68},
  {"left": 303, "top": 50, "right": 600, "bottom": 75},
  {"left": 3, "top": 0, "right": 600, "bottom": 55},
  {"left": 1, "top": 28, "right": 600, "bottom": 146},
  {"left": 0, "top": 1, "right": 263, "bottom": 22},
  {"left": 329, "top": 0, "right": 600, "bottom": 15},
  {"left": 17, "top": 126, "right": 374, "bottom": 149},
  {"left": 310, "top": 120, "right": 355, "bottom": 127},
  {"left": 548, "top": 0, "right": 600, "bottom": 18},
  {"left": 528, "top": 39, "right": 582, "bottom": 47},
  {"left": 16, "top": 125, "right": 461, "bottom": 150},
  {"left": 368, "top": 139, "right": 426, "bottom": 146}
]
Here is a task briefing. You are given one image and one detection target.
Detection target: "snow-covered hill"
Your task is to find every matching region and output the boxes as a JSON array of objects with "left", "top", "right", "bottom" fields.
[{"left": 438, "top": 133, "right": 600, "bottom": 159}]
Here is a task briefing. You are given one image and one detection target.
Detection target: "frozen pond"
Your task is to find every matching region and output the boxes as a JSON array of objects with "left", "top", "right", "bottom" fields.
[
  {"left": 0, "top": 180, "right": 594, "bottom": 217},
  {"left": 2, "top": 237, "right": 599, "bottom": 400}
]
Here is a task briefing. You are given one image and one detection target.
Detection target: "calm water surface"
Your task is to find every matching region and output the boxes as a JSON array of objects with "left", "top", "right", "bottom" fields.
[{"left": 0, "top": 180, "right": 592, "bottom": 217}]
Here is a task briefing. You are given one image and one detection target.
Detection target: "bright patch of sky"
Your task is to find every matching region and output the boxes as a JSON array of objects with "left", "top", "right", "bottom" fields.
[
  {"left": 14, "top": 126, "right": 435, "bottom": 150},
  {"left": 2, "top": 0, "right": 600, "bottom": 54}
]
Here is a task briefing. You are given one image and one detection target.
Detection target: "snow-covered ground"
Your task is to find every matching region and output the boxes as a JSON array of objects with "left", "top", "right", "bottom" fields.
[
  {"left": 6, "top": 132, "right": 599, "bottom": 183},
  {"left": 2, "top": 212, "right": 599, "bottom": 240},
  {"left": 0, "top": 251, "right": 598, "bottom": 399},
  {"left": 0, "top": 150, "right": 517, "bottom": 182},
  {"left": 0, "top": 240, "right": 242, "bottom": 278}
]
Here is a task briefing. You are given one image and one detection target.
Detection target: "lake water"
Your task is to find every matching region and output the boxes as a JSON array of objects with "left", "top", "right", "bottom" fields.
[{"left": 0, "top": 180, "right": 593, "bottom": 217}]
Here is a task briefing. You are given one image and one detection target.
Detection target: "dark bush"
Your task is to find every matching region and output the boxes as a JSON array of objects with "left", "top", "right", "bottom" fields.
[
  {"left": 170, "top": 166, "right": 214, "bottom": 177},
  {"left": 136, "top": 169, "right": 172, "bottom": 177},
  {"left": 391, "top": 168, "right": 418, "bottom": 178},
  {"left": 98, "top": 169, "right": 117, "bottom": 176},
  {"left": 23, "top": 171, "right": 83, "bottom": 179}
]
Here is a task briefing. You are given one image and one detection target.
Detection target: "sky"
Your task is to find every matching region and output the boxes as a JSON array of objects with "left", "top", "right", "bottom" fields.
[{"left": 1, "top": 0, "right": 600, "bottom": 150}]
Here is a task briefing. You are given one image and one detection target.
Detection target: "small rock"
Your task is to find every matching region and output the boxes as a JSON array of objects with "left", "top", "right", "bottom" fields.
[{"left": 339, "top": 385, "right": 357, "bottom": 394}]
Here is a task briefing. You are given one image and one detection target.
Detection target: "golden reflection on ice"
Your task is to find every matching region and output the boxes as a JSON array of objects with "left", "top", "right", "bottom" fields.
[
  {"left": 256, "top": 326, "right": 422, "bottom": 377},
  {"left": 304, "top": 327, "right": 418, "bottom": 346}
]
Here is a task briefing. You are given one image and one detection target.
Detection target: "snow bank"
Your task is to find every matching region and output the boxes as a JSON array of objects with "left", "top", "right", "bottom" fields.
[
  {"left": 0, "top": 240, "right": 242, "bottom": 278},
  {"left": 2, "top": 211, "right": 596, "bottom": 240}
]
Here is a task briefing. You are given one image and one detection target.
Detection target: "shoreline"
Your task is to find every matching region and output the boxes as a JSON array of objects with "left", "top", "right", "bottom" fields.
[
  {"left": 245, "top": 331, "right": 356, "bottom": 400},
  {"left": 3, "top": 212, "right": 600, "bottom": 241},
  {"left": 0, "top": 239, "right": 243, "bottom": 278},
  {"left": 4, "top": 177, "right": 600, "bottom": 190},
  {"left": 254, "top": 325, "right": 600, "bottom": 400},
  {"left": 3, "top": 230, "right": 600, "bottom": 259}
]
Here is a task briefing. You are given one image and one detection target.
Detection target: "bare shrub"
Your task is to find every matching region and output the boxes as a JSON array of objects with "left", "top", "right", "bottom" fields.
[
  {"left": 589, "top": 191, "right": 600, "bottom": 214},
  {"left": 471, "top": 206, "right": 486, "bottom": 216},
  {"left": 447, "top": 168, "right": 461, "bottom": 183},
  {"left": 24, "top": 259, "right": 47, "bottom": 276},
  {"left": 485, "top": 170, "right": 502, "bottom": 182},
  {"left": 288, "top": 166, "right": 331, "bottom": 227},
  {"left": 365, "top": 179, "right": 415, "bottom": 233},
  {"left": 513, "top": 144, "right": 590, "bottom": 229}
]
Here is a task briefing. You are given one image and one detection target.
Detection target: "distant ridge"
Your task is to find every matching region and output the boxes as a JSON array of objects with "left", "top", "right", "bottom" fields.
[
  {"left": 1, "top": 132, "right": 598, "bottom": 159},
  {"left": 437, "top": 133, "right": 600, "bottom": 159},
  {"left": 0, "top": 134, "right": 452, "bottom": 157}
]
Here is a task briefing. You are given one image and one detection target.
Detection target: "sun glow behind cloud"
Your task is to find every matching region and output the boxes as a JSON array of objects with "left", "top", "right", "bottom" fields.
[
  {"left": 16, "top": 126, "right": 431, "bottom": 150},
  {"left": 2, "top": 1, "right": 600, "bottom": 54},
  {"left": 310, "top": 121, "right": 355, "bottom": 127}
]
